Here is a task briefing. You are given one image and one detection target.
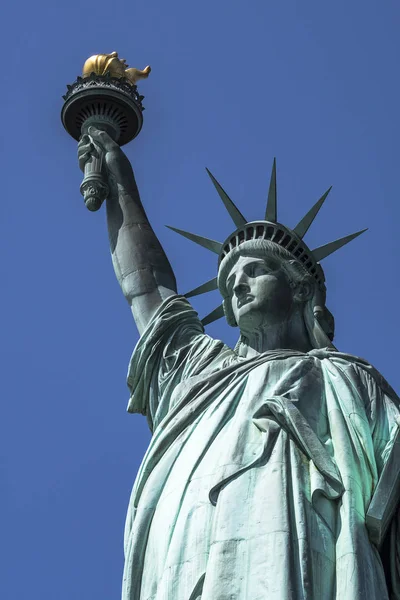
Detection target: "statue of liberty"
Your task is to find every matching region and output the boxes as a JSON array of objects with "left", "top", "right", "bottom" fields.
[{"left": 78, "top": 125, "right": 400, "bottom": 600}]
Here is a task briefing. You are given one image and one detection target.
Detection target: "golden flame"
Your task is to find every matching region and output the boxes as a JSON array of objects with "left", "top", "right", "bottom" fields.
[{"left": 82, "top": 52, "right": 151, "bottom": 85}]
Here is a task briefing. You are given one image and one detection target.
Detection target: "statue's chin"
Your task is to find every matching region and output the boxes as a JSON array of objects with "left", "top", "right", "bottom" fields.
[
  {"left": 235, "top": 300, "right": 255, "bottom": 324},
  {"left": 237, "top": 304, "right": 294, "bottom": 335},
  {"left": 236, "top": 305, "right": 267, "bottom": 333}
]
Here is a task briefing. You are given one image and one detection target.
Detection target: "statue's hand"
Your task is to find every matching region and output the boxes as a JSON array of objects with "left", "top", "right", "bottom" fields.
[{"left": 77, "top": 127, "right": 134, "bottom": 196}]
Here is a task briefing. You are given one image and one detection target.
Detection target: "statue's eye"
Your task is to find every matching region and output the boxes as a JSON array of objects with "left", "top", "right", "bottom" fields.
[{"left": 251, "top": 264, "right": 268, "bottom": 277}]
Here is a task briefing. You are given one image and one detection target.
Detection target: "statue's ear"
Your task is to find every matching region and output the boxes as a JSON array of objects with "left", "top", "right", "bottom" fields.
[
  {"left": 321, "top": 306, "right": 335, "bottom": 341},
  {"left": 293, "top": 280, "right": 314, "bottom": 303},
  {"left": 311, "top": 286, "right": 335, "bottom": 342}
]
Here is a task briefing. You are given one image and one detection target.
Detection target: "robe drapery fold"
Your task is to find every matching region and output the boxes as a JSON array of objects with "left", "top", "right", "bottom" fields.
[{"left": 123, "top": 295, "right": 400, "bottom": 600}]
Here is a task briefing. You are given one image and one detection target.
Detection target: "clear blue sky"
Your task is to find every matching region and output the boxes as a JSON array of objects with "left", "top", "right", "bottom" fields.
[{"left": 1, "top": 1, "right": 400, "bottom": 598}]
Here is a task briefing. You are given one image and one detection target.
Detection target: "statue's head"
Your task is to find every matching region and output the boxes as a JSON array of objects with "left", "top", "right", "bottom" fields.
[
  {"left": 168, "top": 162, "right": 365, "bottom": 350},
  {"left": 217, "top": 239, "right": 334, "bottom": 348},
  {"left": 219, "top": 241, "right": 313, "bottom": 328}
]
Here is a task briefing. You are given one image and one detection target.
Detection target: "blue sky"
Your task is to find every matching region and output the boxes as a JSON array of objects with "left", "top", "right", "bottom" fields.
[{"left": 1, "top": 1, "right": 400, "bottom": 598}]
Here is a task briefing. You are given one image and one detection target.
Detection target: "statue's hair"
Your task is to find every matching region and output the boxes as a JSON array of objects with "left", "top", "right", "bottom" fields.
[{"left": 217, "top": 239, "right": 335, "bottom": 345}]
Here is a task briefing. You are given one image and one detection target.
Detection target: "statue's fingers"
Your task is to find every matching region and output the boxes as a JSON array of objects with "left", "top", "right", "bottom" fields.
[
  {"left": 78, "top": 148, "right": 93, "bottom": 160},
  {"left": 77, "top": 142, "right": 93, "bottom": 158},
  {"left": 78, "top": 147, "right": 97, "bottom": 171},
  {"left": 77, "top": 136, "right": 90, "bottom": 155},
  {"left": 88, "top": 126, "right": 116, "bottom": 151},
  {"left": 79, "top": 134, "right": 90, "bottom": 145}
]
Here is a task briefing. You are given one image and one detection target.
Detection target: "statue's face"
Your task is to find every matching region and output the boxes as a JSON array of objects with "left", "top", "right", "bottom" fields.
[{"left": 227, "top": 254, "right": 295, "bottom": 332}]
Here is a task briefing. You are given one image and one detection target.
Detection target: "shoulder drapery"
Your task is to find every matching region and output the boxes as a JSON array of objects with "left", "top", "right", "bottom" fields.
[{"left": 127, "top": 295, "right": 233, "bottom": 431}]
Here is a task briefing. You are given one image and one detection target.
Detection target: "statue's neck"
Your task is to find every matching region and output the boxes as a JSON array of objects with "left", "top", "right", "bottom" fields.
[{"left": 238, "top": 310, "right": 312, "bottom": 358}]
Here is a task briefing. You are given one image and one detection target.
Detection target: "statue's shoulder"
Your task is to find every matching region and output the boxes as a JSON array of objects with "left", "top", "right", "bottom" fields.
[{"left": 310, "top": 348, "right": 399, "bottom": 402}]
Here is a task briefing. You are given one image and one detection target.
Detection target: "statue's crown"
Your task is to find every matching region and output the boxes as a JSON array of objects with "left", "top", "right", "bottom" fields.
[{"left": 167, "top": 160, "right": 367, "bottom": 326}]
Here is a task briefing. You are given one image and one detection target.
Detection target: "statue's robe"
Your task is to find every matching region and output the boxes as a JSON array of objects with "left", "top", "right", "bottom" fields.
[{"left": 122, "top": 295, "right": 400, "bottom": 600}]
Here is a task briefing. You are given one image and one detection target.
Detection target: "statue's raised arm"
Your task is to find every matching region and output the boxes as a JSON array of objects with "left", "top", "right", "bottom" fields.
[{"left": 78, "top": 129, "right": 177, "bottom": 334}]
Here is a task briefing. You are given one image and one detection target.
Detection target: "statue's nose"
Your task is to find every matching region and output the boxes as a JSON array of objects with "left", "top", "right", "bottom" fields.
[{"left": 233, "top": 280, "right": 250, "bottom": 297}]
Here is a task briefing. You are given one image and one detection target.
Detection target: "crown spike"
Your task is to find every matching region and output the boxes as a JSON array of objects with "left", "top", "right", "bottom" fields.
[
  {"left": 312, "top": 228, "right": 368, "bottom": 262},
  {"left": 206, "top": 168, "right": 247, "bottom": 228},
  {"left": 166, "top": 226, "right": 223, "bottom": 254},
  {"left": 293, "top": 187, "right": 332, "bottom": 239},
  {"left": 265, "top": 158, "right": 277, "bottom": 222},
  {"left": 185, "top": 277, "right": 218, "bottom": 298},
  {"left": 201, "top": 304, "right": 225, "bottom": 326}
]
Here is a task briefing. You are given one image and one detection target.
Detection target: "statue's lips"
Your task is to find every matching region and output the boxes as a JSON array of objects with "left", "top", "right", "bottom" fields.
[{"left": 237, "top": 295, "right": 254, "bottom": 309}]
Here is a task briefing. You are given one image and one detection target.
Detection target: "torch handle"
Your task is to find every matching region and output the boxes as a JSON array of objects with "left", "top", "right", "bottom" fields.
[{"left": 79, "top": 142, "right": 109, "bottom": 212}]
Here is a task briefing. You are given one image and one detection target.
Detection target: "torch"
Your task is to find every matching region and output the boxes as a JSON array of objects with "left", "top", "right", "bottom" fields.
[{"left": 61, "top": 52, "right": 150, "bottom": 211}]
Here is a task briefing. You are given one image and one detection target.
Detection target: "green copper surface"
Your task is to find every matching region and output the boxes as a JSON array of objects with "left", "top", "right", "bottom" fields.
[
  {"left": 265, "top": 158, "right": 277, "bottom": 221},
  {"left": 293, "top": 186, "right": 332, "bottom": 238},
  {"left": 124, "top": 296, "right": 400, "bottom": 599},
  {"left": 206, "top": 168, "right": 247, "bottom": 228},
  {"left": 165, "top": 226, "right": 223, "bottom": 254},
  {"left": 75, "top": 126, "right": 400, "bottom": 600}
]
